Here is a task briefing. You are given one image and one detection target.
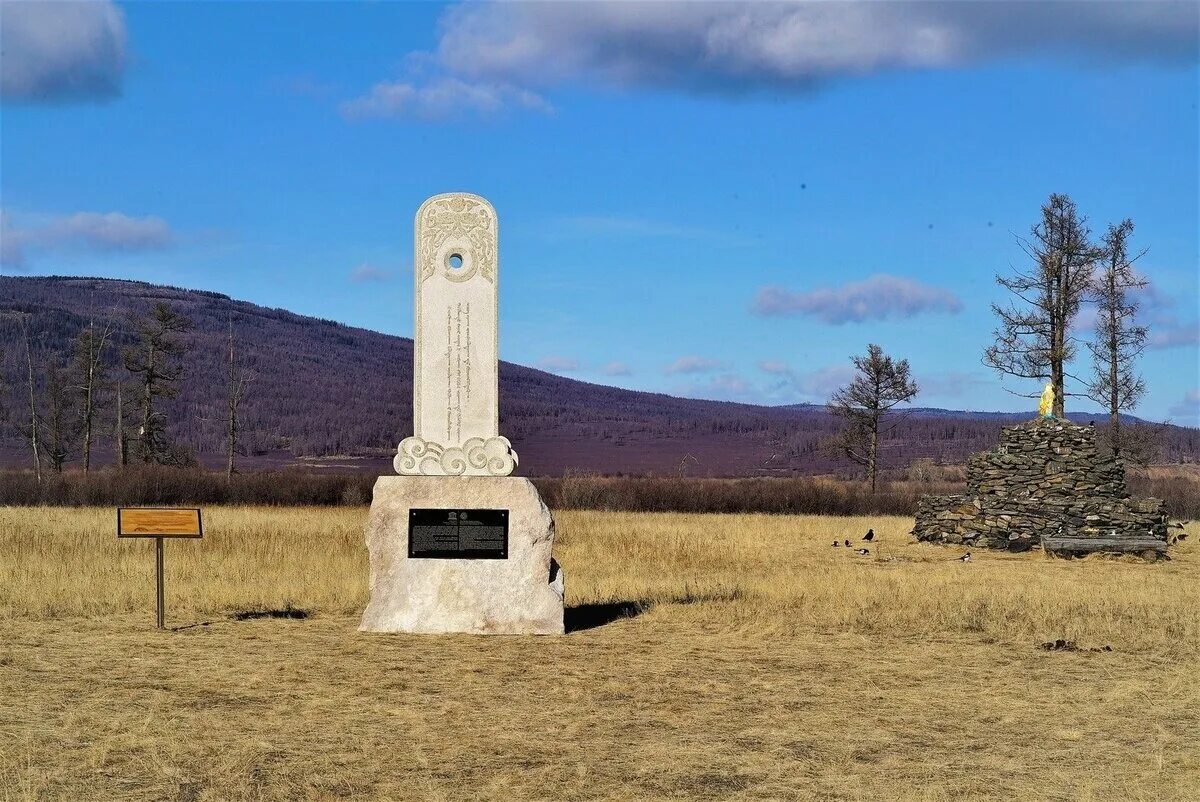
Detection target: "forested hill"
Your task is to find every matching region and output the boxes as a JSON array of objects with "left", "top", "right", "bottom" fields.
[{"left": 3, "top": 276, "right": 1197, "bottom": 476}]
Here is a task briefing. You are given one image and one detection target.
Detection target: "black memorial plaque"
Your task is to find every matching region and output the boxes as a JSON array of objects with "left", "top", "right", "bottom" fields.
[{"left": 408, "top": 509, "right": 509, "bottom": 559}]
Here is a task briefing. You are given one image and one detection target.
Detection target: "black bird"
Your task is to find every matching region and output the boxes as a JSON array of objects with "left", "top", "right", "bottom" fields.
[
  {"left": 863, "top": 529, "right": 875, "bottom": 542},
  {"left": 844, "top": 539, "right": 851, "bottom": 547},
  {"left": 832, "top": 541, "right": 840, "bottom": 547},
  {"left": 856, "top": 548, "right": 870, "bottom": 555},
  {"left": 958, "top": 553, "right": 972, "bottom": 562}
]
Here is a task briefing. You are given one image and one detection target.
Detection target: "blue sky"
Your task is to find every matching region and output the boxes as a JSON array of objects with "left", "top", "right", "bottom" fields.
[{"left": 2, "top": 1, "right": 1198, "bottom": 423}]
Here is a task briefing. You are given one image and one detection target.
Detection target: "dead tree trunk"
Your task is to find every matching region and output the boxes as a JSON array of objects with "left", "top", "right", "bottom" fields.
[
  {"left": 115, "top": 380, "right": 127, "bottom": 468},
  {"left": 18, "top": 315, "right": 43, "bottom": 483},
  {"left": 75, "top": 322, "right": 114, "bottom": 472}
]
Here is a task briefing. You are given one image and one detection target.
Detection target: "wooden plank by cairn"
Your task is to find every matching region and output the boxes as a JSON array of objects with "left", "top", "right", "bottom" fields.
[{"left": 1042, "top": 535, "right": 1167, "bottom": 554}]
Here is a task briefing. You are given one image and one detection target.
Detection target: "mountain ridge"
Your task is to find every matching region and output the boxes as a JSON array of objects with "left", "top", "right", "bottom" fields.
[{"left": 3, "top": 276, "right": 1196, "bottom": 475}]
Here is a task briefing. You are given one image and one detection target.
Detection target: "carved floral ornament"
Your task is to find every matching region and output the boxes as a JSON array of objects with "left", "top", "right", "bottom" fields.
[
  {"left": 418, "top": 196, "right": 496, "bottom": 284},
  {"left": 395, "top": 435, "right": 518, "bottom": 477}
]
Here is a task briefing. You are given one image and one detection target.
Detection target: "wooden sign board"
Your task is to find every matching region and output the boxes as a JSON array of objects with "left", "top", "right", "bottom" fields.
[{"left": 118, "top": 508, "right": 203, "bottom": 538}]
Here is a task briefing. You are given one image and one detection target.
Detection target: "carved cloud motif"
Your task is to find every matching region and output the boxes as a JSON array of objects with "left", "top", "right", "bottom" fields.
[{"left": 395, "top": 435, "right": 518, "bottom": 477}]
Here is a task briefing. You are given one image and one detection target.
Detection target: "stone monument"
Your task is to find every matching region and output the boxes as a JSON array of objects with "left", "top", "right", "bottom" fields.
[
  {"left": 912, "top": 417, "right": 1169, "bottom": 558},
  {"left": 360, "top": 193, "right": 565, "bottom": 634}
]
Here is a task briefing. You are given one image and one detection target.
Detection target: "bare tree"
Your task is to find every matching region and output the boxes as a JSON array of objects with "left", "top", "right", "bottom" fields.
[
  {"left": 1086, "top": 219, "right": 1148, "bottom": 457},
  {"left": 828, "top": 343, "right": 919, "bottom": 493},
  {"left": 123, "top": 303, "right": 193, "bottom": 465},
  {"left": 73, "top": 320, "right": 116, "bottom": 472},
  {"left": 115, "top": 378, "right": 128, "bottom": 468},
  {"left": 223, "top": 314, "right": 255, "bottom": 477},
  {"left": 13, "top": 314, "right": 44, "bottom": 483},
  {"left": 984, "top": 193, "right": 1101, "bottom": 416},
  {"left": 43, "top": 359, "right": 79, "bottom": 473},
  {"left": 1116, "top": 420, "right": 1164, "bottom": 466},
  {"left": 0, "top": 347, "right": 7, "bottom": 427}
]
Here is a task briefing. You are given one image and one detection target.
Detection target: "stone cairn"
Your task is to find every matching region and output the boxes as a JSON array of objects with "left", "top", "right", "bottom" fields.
[{"left": 912, "top": 418, "right": 1168, "bottom": 555}]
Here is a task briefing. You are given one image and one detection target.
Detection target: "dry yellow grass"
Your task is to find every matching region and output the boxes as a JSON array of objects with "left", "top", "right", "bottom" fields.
[{"left": 1, "top": 506, "right": 1198, "bottom": 801}]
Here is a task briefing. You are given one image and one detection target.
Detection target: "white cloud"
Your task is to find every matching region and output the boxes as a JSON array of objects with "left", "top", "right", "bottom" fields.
[
  {"left": 677, "top": 372, "right": 754, "bottom": 402},
  {"left": 792, "top": 365, "right": 856, "bottom": 400},
  {"left": 435, "top": 1, "right": 1198, "bottom": 96},
  {"left": 43, "top": 212, "right": 172, "bottom": 251},
  {"left": 1075, "top": 303, "right": 1100, "bottom": 333},
  {"left": 758, "top": 359, "right": 792, "bottom": 375},
  {"left": 601, "top": 361, "right": 632, "bottom": 376},
  {"left": 342, "top": 2, "right": 1198, "bottom": 121},
  {"left": 1, "top": 210, "right": 173, "bottom": 268},
  {"left": 706, "top": 373, "right": 751, "bottom": 396},
  {"left": 1167, "top": 388, "right": 1200, "bottom": 424},
  {"left": 339, "top": 77, "right": 551, "bottom": 121},
  {"left": 1132, "top": 282, "right": 1177, "bottom": 312},
  {"left": 757, "top": 361, "right": 856, "bottom": 403},
  {"left": 752, "top": 274, "right": 962, "bottom": 323},
  {"left": 918, "top": 371, "right": 991, "bottom": 401},
  {"left": 665, "top": 355, "right": 726, "bottom": 375},
  {"left": 0, "top": 210, "right": 24, "bottom": 268},
  {"left": 537, "top": 355, "right": 579, "bottom": 373},
  {"left": 1119, "top": 282, "right": 1200, "bottom": 349},
  {"left": 350, "top": 263, "right": 391, "bottom": 283},
  {"left": 710, "top": 373, "right": 749, "bottom": 393},
  {"left": 1148, "top": 317, "right": 1199, "bottom": 349},
  {"left": 1080, "top": 280, "right": 1196, "bottom": 348},
  {"left": 1, "top": 0, "right": 127, "bottom": 102}
]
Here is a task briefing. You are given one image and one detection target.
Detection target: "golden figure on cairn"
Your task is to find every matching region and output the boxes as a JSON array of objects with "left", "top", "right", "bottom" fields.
[{"left": 1039, "top": 382, "right": 1055, "bottom": 418}]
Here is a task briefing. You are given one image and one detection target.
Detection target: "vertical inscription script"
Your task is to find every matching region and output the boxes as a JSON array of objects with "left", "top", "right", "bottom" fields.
[
  {"left": 395, "top": 193, "right": 517, "bottom": 476},
  {"left": 445, "top": 301, "right": 473, "bottom": 444}
]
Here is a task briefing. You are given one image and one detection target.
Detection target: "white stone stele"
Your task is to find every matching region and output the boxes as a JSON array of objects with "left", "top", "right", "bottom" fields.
[
  {"left": 363, "top": 192, "right": 561, "bottom": 636},
  {"left": 396, "top": 192, "right": 517, "bottom": 477},
  {"left": 359, "top": 476, "right": 565, "bottom": 635}
]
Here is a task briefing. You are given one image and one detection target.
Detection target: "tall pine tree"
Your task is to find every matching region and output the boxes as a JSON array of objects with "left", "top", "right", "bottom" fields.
[
  {"left": 123, "top": 304, "right": 193, "bottom": 465},
  {"left": 1087, "top": 219, "right": 1148, "bottom": 457},
  {"left": 828, "top": 344, "right": 919, "bottom": 493},
  {"left": 985, "top": 194, "right": 1101, "bottom": 416}
]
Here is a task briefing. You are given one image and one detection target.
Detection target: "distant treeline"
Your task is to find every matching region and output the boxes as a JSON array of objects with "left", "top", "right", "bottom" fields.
[
  {"left": 544, "top": 474, "right": 1199, "bottom": 519},
  {"left": 3, "top": 467, "right": 1195, "bottom": 519},
  {"left": 0, "top": 467, "right": 375, "bottom": 508},
  {"left": 538, "top": 475, "right": 959, "bottom": 517},
  {"left": 4, "top": 277, "right": 1198, "bottom": 480}
]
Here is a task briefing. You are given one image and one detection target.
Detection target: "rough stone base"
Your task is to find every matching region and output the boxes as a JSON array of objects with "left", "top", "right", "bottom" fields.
[
  {"left": 360, "top": 476, "right": 564, "bottom": 635},
  {"left": 912, "top": 418, "right": 1168, "bottom": 553}
]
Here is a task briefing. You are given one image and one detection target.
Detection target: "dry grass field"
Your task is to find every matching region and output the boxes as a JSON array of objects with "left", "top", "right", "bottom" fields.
[{"left": 1, "top": 506, "right": 1197, "bottom": 801}]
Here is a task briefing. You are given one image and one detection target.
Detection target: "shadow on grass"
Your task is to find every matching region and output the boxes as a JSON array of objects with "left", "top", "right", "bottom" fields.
[
  {"left": 170, "top": 621, "right": 214, "bottom": 632},
  {"left": 566, "top": 586, "right": 744, "bottom": 633},
  {"left": 230, "top": 606, "right": 310, "bottom": 621},
  {"left": 566, "top": 600, "right": 647, "bottom": 633}
]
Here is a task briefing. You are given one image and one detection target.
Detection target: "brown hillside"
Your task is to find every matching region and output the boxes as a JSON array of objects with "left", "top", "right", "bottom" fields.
[{"left": 3, "top": 276, "right": 1196, "bottom": 476}]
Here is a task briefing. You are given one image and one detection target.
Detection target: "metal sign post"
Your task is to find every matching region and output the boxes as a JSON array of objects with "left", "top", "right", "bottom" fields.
[{"left": 117, "top": 508, "right": 204, "bottom": 629}]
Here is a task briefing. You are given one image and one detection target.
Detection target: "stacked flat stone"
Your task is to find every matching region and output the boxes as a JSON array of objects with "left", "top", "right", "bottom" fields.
[{"left": 912, "top": 418, "right": 1168, "bottom": 552}]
